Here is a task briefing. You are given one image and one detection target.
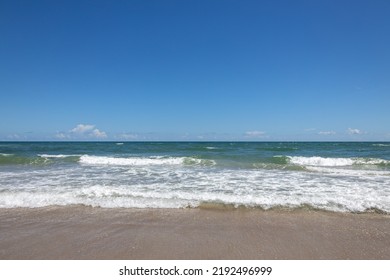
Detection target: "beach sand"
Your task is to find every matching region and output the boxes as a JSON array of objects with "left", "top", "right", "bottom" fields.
[{"left": 0, "top": 206, "right": 389, "bottom": 259}]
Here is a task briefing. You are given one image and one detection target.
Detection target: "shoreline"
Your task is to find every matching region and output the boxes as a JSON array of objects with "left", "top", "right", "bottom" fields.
[{"left": 1, "top": 206, "right": 389, "bottom": 260}]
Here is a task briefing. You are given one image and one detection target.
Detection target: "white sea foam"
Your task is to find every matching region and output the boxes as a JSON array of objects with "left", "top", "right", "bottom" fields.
[
  {"left": 1, "top": 152, "right": 389, "bottom": 212},
  {"left": 0, "top": 153, "right": 13, "bottom": 156},
  {"left": 1, "top": 164, "right": 389, "bottom": 212},
  {"left": 287, "top": 156, "right": 389, "bottom": 167},
  {"left": 38, "top": 154, "right": 80, "bottom": 158},
  {"left": 305, "top": 166, "right": 390, "bottom": 177},
  {"left": 1, "top": 176, "right": 388, "bottom": 211},
  {"left": 288, "top": 156, "right": 355, "bottom": 166},
  {"left": 354, "top": 158, "right": 390, "bottom": 165},
  {"left": 78, "top": 155, "right": 214, "bottom": 166}
]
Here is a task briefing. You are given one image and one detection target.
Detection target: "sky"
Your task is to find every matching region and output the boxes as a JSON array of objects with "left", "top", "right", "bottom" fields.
[{"left": 1, "top": 0, "right": 389, "bottom": 141}]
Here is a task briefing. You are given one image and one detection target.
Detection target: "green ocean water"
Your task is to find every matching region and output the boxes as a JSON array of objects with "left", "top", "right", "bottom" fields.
[{"left": 1, "top": 142, "right": 389, "bottom": 212}]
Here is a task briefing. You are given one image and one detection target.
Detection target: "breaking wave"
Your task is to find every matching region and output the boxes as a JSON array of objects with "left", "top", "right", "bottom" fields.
[
  {"left": 286, "top": 156, "right": 390, "bottom": 167},
  {"left": 79, "top": 155, "right": 215, "bottom": 166}
]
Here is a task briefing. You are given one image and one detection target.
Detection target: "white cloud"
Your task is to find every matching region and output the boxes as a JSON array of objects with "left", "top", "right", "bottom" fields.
[
  {"left": 55, "top": 132, "right": 68, "bottom": 139},
  {"left": 69, "top": 124, "right": 107, "bottom": 139},
  {"left": 92, "top": 129, "right": 107, "bottom": 138},
  {"left": 71, "top": 124, "right": 95, "bottom": 134},
  {"left": 347, "top": 128, "right": 362, "bottom": 135},
  {"left": 245, "top": 131, "right": 266, "bottom": 137},
  {"left": 7, "top": 134, "right": 21, "bottom": 140},
  {"left": 118, "top": 133, "right": 138, "bottom": 140},
  {"left": 318, "top": 131, "right": 336, "bottom": 135}
]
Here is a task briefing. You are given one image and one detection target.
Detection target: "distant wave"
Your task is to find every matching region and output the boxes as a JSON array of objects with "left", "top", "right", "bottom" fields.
[
  {"left": 257, "top": 147, "right": 298, "bottom": 152},
  {"left": 373, "top": 144, "right": 390, "bottom": 147}
]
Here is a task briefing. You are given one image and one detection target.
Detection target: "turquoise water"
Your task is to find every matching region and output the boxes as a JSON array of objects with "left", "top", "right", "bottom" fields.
[{"left": 1, "top": 142, "right": 390, "bottom": 212}]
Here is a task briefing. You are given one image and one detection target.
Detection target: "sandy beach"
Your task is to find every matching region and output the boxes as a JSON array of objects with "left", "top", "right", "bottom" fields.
[{"left": 0, "top": 206, "right": 389, "bottom": 259}]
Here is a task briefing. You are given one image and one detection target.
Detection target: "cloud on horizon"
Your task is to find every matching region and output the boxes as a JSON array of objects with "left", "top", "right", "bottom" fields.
[
  {"left": 70, "top": 124, "right": 95, "bottom": 134},
  {"left": 347, "top": 128, "right": 363, "bottom": 135},
  {"left": 54, "top": 132, "right": 69, "bottom": 139},
  {"left": 117, "top": 133, "right": 139, "bottom": 140},
  {"left": 244, "top": 130, "right": 267, "bottom": 138},
  {"left": 318, "top": 131, "right": 336, "bottom": 135},
  {"left": 55, "top": 124, "right": 107, "bottom": 139},
  {"left": 71, "top": 124, "right": 107, "bottom": 139}
]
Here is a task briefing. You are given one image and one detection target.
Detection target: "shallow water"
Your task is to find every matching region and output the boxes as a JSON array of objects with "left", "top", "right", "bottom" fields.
[{"left": 1, "top": 141, "right": 389, "bottom": 212}]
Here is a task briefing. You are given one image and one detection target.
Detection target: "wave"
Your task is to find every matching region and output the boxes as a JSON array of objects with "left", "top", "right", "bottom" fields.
[
  {"left": 288, "top": 156, "right": 355, "bottom": 166},
  {"left": 239, "top": 155, "right": 390, "bottom": 170},
  {"left": 2, "top": 152, "right": 389, "bottom": 172},
  {"left": 372, "top": 144, "right": 390, "bottom": 147},
  {"left": 1, "top": 187, "right": 388, "bottom": 214},
  {"left": 257, "top": 147, "right": 298, "bottom": 152},
  {"left": 38, "top": 154, "right": 81, "bottom": 158},
  {"left": 79, "top": 155, "right": 183, "bottom": 166},
  {"left": 0, "top": 154, "right": 48, "bottom": 165},
  {"left": 1, "top": 154, "right": 81, "bottom": 165},
  {"left": 1, "top": 156, "right": 389, "bottom": 212},
  {"left": 197, "top": 202, "right": 389, "bottom": 214},
  {"left": 286, "top": 156, "right": 390, "bottom": 167},
  {"left": 1, "top": 154, "right": 216, "bottom": 167},
  {"left": 79, "top": 155, "right": 215, "bottom": 166}
]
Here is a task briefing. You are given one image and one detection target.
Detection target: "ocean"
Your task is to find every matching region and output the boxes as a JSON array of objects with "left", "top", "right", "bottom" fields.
[{"left": 0, "top": 142, "right": 389, "bottom": 213}]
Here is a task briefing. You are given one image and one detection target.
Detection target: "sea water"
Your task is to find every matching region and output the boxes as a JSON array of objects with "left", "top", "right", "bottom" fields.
[{"left": 0, "top": 142, "right": 389, "bottom": 212}]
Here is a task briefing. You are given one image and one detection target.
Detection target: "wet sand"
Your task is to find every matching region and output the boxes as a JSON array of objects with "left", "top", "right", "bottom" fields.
[{"left": 0, "top": 206, "right": 389, "bottom": 259}]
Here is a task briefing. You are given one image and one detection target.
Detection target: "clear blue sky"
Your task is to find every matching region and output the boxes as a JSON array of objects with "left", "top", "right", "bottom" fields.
[{"left": 1, "top": 0, "right": 389, "bottom": 141}]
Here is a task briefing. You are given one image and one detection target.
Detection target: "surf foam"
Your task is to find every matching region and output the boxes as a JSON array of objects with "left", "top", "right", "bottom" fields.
[
  {"left": 287, "top": 156, "right": 390, "bottom": 167},
  {"left": 78, "top": 155, "right": 215, "bottom": 166}
]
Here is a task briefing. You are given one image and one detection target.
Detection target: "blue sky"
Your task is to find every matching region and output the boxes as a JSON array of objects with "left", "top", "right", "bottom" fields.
[{"left": 1, "top": 0, "right": 389, "bottom": 141}]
